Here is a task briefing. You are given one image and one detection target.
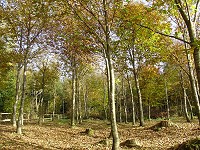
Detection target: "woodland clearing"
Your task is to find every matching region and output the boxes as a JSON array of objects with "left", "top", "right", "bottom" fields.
[{"left": 0, "top": 118, "right": 200, "bottom": 150}]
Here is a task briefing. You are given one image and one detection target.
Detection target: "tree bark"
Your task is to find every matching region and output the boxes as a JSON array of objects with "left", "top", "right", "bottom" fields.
[
  {"left": 175, "top": 0, "right": 200, "bottom": 125},
  {"left": 13, "top": 63, "right": 21, "bottom": 127},
  {"left": 103, "top": 80, "right": 108, "bottom": 120},
  {"left": 83, "top": 85, "right": 88, "bottom": 119},
  {"left": 129, "top": 46, "right": 144, "bottom": 126},
  {"left": 17, "top": 61, "right": 27, "bottom": 134},
  {"left": 127, "top": 75, "right": 136, "bottom": 125},
  {"left": 71, "top": 57, "right": 76, "bottom": 127},
  {"left": 148, "top": 99, "right": 151, "bottom": 121},
  {"left": 122, "top": 78, "right": 128, "bottom": 123},
  {"left": 180, "top": 70, "right": 190, "bottom": 122},
  {"left": 164, "top": 79, "right": 170, "bottom": 120},
  {"left": 103, "top": 0, "right": 119, "bottom": 149},
  {"left": 53, "top": 89, "right": 56, "bottom": 120}
]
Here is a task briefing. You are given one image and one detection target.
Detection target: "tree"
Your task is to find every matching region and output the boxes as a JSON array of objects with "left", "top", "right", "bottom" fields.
[
  {"left": 1, "top": 0, "right": 55, "bottom": 134},
  {"left": 66, "top": 0, "right": 120, "bottom": 148},
  {"left": 115, "top": 2, "right": 172, "bottom": 125},
  {"left": 144, "top": 0, "right": 200, "bottom": 124}
]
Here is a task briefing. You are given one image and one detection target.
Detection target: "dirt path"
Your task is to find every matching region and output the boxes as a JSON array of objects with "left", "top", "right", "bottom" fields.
[{"left": 0, "top": 119, "right": 199, "bottom": 149}]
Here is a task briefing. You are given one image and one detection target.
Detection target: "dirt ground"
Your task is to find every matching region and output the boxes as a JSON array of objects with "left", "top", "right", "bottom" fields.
[{"left": 0, "top": 118, "right": 200, "bottom": 150}]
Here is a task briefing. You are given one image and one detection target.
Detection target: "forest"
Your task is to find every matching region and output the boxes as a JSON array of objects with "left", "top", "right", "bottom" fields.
[{"left": 0, "top": 0, "right": 200, "bottom": 149}]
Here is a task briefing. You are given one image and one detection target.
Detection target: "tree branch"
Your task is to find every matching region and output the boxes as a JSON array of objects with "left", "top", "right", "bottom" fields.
[{"left": 137, "top": 23, "right": 190, "bottom": 44}]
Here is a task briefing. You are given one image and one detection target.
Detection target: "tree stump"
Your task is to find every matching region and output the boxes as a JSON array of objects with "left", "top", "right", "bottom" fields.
[
  {"left": 160, "top": 120, "right": 169, "bottom": 127},
  {"left": 120, "top": 139, "right": 141, "bottom": 148},
  {"left": 80, "top": 128, "right": 94, "bottom": 136},
  {"left": 149, "top": 120, "right": 170, "bottom": 131}
]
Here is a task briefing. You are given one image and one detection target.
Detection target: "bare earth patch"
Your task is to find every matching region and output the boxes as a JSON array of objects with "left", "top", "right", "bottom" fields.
[{"left": 0, "top": 119, "right": 200, "bottom": 149}]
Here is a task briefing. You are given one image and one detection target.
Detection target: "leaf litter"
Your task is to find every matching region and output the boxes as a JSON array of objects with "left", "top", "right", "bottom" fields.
[{"left": 0, "top": 118, "right": 200, "bottom": 150}]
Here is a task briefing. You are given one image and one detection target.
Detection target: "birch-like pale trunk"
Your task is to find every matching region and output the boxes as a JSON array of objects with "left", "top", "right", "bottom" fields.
[
  {"left": 164, "top": 79, "right": 170, "bottom": 120},
  {"left": 71, "top": 57, "right": 76, "bottom": 127},
  {"left": 13, "top": 64, "right": 21, "bottom": 127},
  {"left": 127, "top": 75, "right": 136, "bottom": 125},
  {"left": 17, "top": 61, "right": 27, "bottom": 134}
]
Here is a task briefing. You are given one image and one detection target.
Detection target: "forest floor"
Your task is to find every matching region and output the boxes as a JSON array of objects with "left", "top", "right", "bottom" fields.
[{"left": 0, "top": 117, "right": 200, "bottom": 150}]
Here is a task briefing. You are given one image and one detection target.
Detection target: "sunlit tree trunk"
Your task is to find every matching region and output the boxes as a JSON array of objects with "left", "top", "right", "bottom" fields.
[
  {"left": 103, "top": 80, "right": 108, "bottom": 120},
  {"left": 17, "top": 60, "right": 27, "bottom": 134},
  {"left": 180, "top": 70, "right": 190, "bottom": 122},
  {"left": 127, "top": 74, "right": 135, "bottom": 125},
  {"left": 175, "top": 0, "right": 200, "bottom": 125},
  {"left": 13, "top": 64, "right": 21, "bottom": 127},
  {"left": 186, "top": 95, "right": 193, "bottom": 120},
  {"left": 164, "top": 79, "right": 170, "bottom": 120},
  {"left": 71, "top": 57, "right": 76, "bottom": 127},
  {"left": 148, "top": 99, "right": 151, "bottom": 121},
  {"left": 103, "top": 1, "right": 119, "bottom": 148},
  {"left": 38, "top": 68, "right": 45, "bottom": 125},
  {"left": 83, "top": 85, "right": 88, "bottom": 119},
  {"left": 122, "top": 78, "right": 128, "bottom": 123},
  {"left": 129, "top": 43, "right": 144, "bottom": 126}
]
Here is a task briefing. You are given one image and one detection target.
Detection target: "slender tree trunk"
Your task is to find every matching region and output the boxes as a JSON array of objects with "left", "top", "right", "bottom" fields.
[
  {"left": 17, "top": 61, "right": 27, "bottom": 134},
  {"left": 38, "top": 69, "right": 45, "bottom": 125},
  {"left": 78, "top": 85, "right": 83, "bottom": 123},
  {"left": 148, "top": 99, "right": 151, "bottom": 121},
  {"left": 186, "top": 95, "right": 193, "bottom": 120},
  {"left": 13, "top": 64, "right": 21, "bottom": 127},
  {"left": 103, "top": 80, "right": 108, "bottom": 120},
  {"left": 127, "top": 75, "right": 135, "bottom": 125},
  {"left": 130, "top": 47, "right": 144, "bottom": 126},
  {"left": 186, "top": 48, "right": 200, "bottom": 123},
  {"left": 71, "top": 57, "right": 76, "bottom": 127},
  {"left": 180, "top": 70, "right": 190, "bottom": 122},
  {"left": 103, "top": 0, "right": 119, "bottom": 148},
  {"left": 164, "top": 79, "right": 170, "bottom": 120},
  {"left": 175, "top": 0, "right": 200, "bottom": 125},
  {"left": 119, "top": 93, "right": 122, "bottom": 123},
  {"left": 122, "top": 78, "right": 128, "bottom": 123},
  {"left": 83, "top": 85, "right": 88, "bottom": 119},
  {"left": 53, "top": 89, "right": 56, "bottom": 120},
  {"left": 75, "top": 75, "right": 79, "bottom": 123},
  {"left": 184, "top": 88, "right": 190, "bottom": 122}
]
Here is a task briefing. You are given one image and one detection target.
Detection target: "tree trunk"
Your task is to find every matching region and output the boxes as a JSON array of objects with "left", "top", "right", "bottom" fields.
[
  {"left": 13, "top": 64, "right": 21, "bottom": 127},
  {"left": 180, "top": 69, "right": 191, "bottom": 122},
  {"left": 122, "top": 78, "right": 128, "bottom": 123},
  {"left": 164, "top": 79, "right": 170, "bottom": 120},
  {"left": 103, "top": 80, "right": 108, "bottom": 120},
  {"left": 127, "top": 74, "right": 136, "bottom": 125},
  {"left": 103, "top": 0, "right": 119, "bottom": 148},
  {"left": 38, "top": 69, "right": 45, "bottom": 125},
  {"left": 175, "top": 0, "right": 200, "bottom": 125},
  {"left": 119, "top": 93, "right": 122, "bottom": 123},
  {"left": 83, "top": 85, "right": 88, "bottom": 119},
  {"left": 148, "top": 99, "right": 151, "bottom": 121},
  {"left": 183, "top": 88, "right": 190, "bottom": 122},
  {"left": 78, "top": 89, "right": 82, "bottom": 124},
  {"left": 53, "top": 90, "right": 56, "bottom": 120},
  {"left": 17, "top": 61, "right": 27, "bottom": 134},
  {"left": 186, "top": 95, "right": 193, "bottom": 120},
  {"left": 130, "top": 48, "right": 144, "bottom": 126},
  {"left": 186, "top": 49, "right": 200, "bottom": 123},
  {"left": 71, "top": 57, "right": 76, "bottom": 127}
]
